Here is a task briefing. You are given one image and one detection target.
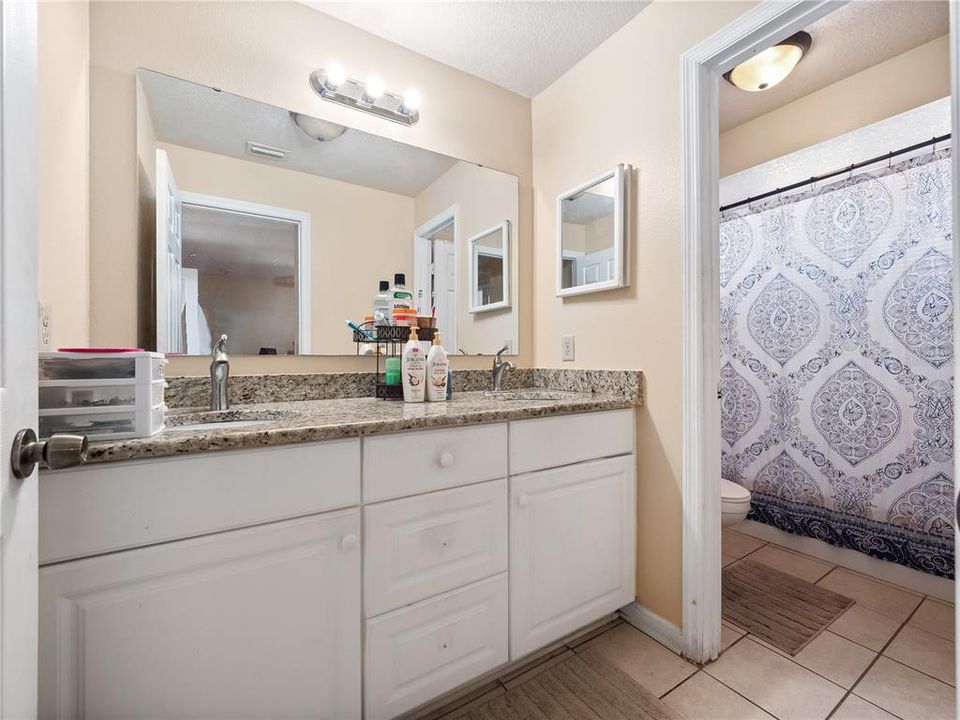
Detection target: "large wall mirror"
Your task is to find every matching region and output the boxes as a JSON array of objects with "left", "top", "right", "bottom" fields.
[
  {"left": 556, "top": 164, "right": 630, "bottom": 297},
  {"left": 138, "top": 69, "right": 519, "bottom": 356}
]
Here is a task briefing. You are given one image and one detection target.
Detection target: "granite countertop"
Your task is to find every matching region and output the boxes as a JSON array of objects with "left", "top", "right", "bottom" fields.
[{"left": 85, "top": 389, "right": 638, "bottom": 465}]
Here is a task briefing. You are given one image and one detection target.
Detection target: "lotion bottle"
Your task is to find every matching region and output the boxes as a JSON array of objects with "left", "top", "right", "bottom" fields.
[
  {"left": 426, "top": 332, "right": 449, "bottom": 402},
  {"left": 401, "top": 326, "right": 426, "bottom": 402}
]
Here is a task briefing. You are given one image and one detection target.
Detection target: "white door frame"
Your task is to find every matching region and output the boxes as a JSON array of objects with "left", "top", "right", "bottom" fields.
[
  {"left": 179, "top": 191, "right": 312, "bottom": 354},
  {"left": 680, "top": 0, "right": 849, "bottom": 664},
  {"left": 414, "top": 205, "right": 459, "bottom": 351},
  {"left": 0, "top": 0, "right": 40, "bottom": 715},
  {"left": 950, "top": 0, "right": 960, "bottom": 659}
]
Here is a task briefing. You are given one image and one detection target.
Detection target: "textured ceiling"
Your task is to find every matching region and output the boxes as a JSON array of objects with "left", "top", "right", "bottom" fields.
[
  {"left": 305, "top": 1, "right": 648, "bottom": 97},
  {"left": 720, "top": 1, "right": 950, "bottom": 132},
  {"left": 140, "top": 69, "right": 461, "bottom": 197}
]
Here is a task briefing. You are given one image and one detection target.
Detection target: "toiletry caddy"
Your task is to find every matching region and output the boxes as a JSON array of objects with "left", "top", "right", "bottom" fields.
[{"left": 353, "top": 324, "right": 435, "bottom": 400}]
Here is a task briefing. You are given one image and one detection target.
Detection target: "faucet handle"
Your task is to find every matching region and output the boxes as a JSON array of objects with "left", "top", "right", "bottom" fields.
[
  {"left": 212, "top": 334, "right": 229, "bottom": 362},
  {"left": 495, "top": 345, "right": 508, "bottom": 361}
]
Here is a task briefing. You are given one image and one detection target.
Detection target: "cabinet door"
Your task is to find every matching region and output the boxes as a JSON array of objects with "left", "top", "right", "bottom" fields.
[
  {"left": 39, "top": 510, "right": 361, "bottom": 720},
  {"left": 509, "top": 455, "right": 635, "bottom": 658}
]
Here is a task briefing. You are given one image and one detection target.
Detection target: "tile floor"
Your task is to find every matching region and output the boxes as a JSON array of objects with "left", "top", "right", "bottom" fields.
[{"left": 424, "top": 528, "right": 956, "bottom": 720}]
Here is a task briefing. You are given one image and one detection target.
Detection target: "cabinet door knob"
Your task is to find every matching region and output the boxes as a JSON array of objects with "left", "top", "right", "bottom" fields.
[
  {"left": 517, "top": 494, "right": 529, "bottom": 507},
  {"left": 439, "top": 452, "right": 455, "bottom": 468},
  {"left": 340, "top": 534, "right": 358, "bottom": 552}
]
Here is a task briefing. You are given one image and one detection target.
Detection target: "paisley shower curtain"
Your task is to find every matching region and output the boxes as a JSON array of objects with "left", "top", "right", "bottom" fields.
[{"left": 719, "top": 147, "right": 954, "bottom": 578}]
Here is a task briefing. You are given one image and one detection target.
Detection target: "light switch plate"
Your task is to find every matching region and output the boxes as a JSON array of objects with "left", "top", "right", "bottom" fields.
[{"left": 561, "top": 335, "right": 575, "bottom": 362}]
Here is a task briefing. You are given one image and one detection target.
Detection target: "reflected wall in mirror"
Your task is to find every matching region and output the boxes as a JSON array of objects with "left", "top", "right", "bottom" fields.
[
  {"left": 556, "top": 164, "right": 630, "bottom": 297},
  {"left": 138, "top": 69, "right": 519, "bottom": 356},
  {"left": 469, "top": 221, "right": 510, "bottom": 313}
]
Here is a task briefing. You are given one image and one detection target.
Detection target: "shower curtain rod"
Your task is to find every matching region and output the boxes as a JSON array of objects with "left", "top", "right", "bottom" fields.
[{"left": 719, "top": 132, "right": 952, "bottom": 213}]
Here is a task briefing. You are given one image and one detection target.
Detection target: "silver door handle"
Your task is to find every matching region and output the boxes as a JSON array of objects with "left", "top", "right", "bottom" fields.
[{"left": 11, "top": 429, "right": 87, "bottom": 479}]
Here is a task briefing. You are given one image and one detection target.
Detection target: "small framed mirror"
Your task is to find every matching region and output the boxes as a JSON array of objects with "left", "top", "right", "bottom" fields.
[
  {"left": 469, "top": 220, "right": 510, "bottom": 312},
  {"left": 556, "top": 163, "right": 630, "bottom": 297}
]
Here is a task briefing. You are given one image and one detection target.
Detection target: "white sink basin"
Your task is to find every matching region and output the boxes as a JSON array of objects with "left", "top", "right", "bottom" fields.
[
  {"left": 172, "top": 419, "right": 267, "bottom": 432},
  {"left": 166, "top": 408, "right": 295, "bottom": 432}
]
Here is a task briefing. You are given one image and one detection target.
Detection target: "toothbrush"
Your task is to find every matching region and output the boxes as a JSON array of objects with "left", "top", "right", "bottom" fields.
[{"left": 346, "top": 320, "right": 375, "bottom": 341}]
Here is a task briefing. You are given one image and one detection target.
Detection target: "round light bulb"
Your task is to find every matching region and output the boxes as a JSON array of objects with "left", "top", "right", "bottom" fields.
[
  {"left": 402, "top": 88, "right": 422, "bottom": 113},
  {"left": 364, "top": 75, "right": 385, "bottom": 101},
  {"left": 325, "top": 62, "right": 346, "bottom": 90}
]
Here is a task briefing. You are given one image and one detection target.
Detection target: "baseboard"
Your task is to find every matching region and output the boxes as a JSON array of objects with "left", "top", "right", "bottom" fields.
[
  {"left": 619, "top": 602, "right": 683, "bottom": 655},
  {"left": 734, "top": 519, "right": 955, "bottom": 602}
]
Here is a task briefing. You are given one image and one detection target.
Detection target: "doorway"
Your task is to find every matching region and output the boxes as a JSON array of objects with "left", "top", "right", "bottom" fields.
[
  {"left": 680, "top": 0, "right": 960, "bottom": 664},
  {"left": 414, "top": 206, "right": 459, "bottom": 352}
]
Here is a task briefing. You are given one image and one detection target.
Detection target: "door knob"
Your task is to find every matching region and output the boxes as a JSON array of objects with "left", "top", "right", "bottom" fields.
[{"left": 11, "top": 429, "right": 88, "bottom": 480}]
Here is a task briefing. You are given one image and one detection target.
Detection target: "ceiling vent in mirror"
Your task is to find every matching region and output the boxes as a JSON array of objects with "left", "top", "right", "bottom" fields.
[
  {"left": 245, "top": 141, "right": 288, "bottom": 161},
  {"left": 724, "top": 31, "right": 812, "bottom": 92},
  {"left": 309, "top": 63, "right": 421, "bottom": 126}
]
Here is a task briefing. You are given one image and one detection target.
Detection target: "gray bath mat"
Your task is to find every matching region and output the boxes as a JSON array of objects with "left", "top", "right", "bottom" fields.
[
  {"left": 723, "top": 558, "right": 855, "bottom": 655},
  {"left": 459, "top": 648, "right": 682, "bottom": 720}
]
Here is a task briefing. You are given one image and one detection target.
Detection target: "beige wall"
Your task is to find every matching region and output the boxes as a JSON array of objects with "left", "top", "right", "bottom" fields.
[
  {"left": 720, "top": 34, "right": 951, "bottom": 176},
  {"left": 160, "top": 142, "right": 414, "bottom": 356},
  {"left": 532, "top": 1, "right": 755, "bottom": 626},
  {"left": 415, "top": 161, "right": 519, "bottom": 354},
  {"left": 86, "top": 0, "right": 532, "bottom": 375},
  {"left": 38, "top": 1, "right": 90, "bottom": 348}
]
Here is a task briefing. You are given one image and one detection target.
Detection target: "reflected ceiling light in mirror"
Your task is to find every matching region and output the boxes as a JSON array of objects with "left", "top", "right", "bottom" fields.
[
  {"left": 399, "top": 88, "right": 422, "bottom": 115},
  {"left": 290, "top": 112, "right": 348, "bottom": 142},
  {"left": 309, "top": 66, "right": 420, "bottom": 126},
  {"left": 723, "top": 31, "right": 811, "bottom": 92}
]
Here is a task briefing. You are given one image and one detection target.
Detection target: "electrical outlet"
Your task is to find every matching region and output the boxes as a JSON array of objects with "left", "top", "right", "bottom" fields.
[
  {"left": 561, "top": 335, "right": 575, "bottom": 362},
  {"left": 38, "top": 303, "right": 52, "bottom": 351}
]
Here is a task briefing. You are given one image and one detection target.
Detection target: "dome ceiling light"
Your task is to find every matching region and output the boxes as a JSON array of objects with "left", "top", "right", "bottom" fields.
[{"left": 724, "top": 31, "right": 812, "bottom": 92}]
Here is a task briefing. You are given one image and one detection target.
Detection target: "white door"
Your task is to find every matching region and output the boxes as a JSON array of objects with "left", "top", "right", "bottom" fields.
[
  {"left": 0, "top": 2, "right": 41, "bottom": 716},
  {"left": 39, "top": 510, "right": 362, "bottom": 719},
  {"left": 433, "top": 238, "right": 457, "bottom": 351},
  {"left": 155, "top": 149, "right": 183, "bottom": 354},
  {"left": 509, "top": 455, "right": 636, "bottom": 658}
]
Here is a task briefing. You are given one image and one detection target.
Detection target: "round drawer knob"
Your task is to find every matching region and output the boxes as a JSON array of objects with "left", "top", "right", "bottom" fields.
[
  {"left": 439, "top": 452, "right": 455, "bottom": 468},
  {"left": 340, "top": 534, "right": 358, "bottom": 552},
  {"left": 517, "top": 494, "right": 529, "bottom": 507}
]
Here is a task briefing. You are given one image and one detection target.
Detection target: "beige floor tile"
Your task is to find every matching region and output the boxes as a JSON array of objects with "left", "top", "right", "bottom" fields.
[
  {"left": 749, "top": 544, "right": 835, "bottom": 583},
  {"left": 720, "top": 623, "right": 743, "bottom": 653},
  {"left": 437, "top": 685, "right": 506, "bottom": 719},
  {"left": 829, "top": 605, "right": 903, "bottom": 652},
  {"left": 830, "top": 694, "right": 900, "bottom": 720},
  {"left": 703, "top": 638, "right": 845, "bottom": 720},
  {"left": 722, "top": 529, "right": 765, "bottom": 562},
  {"left": 663, "top": 671, "right": 775, "bottom": 720},
  {"left": 577, "top": 623, "right": 696, "bottom": 696},
  {"left": 884, "top": 625, "right": 955, "bottom": 686},
  {"left": 909, "top": 598, "right": 955, "bottom": 641},
  {"left": 817, "top": 568, "right": 922, "bottom": 622},
  {"left": 791, "top": 631, "right": 876, "bottom": 689},
  {"left": 854, "top": 656, "right": 955, "bottom": 720}
]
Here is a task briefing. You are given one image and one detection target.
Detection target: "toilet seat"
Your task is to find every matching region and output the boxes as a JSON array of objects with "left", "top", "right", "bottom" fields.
[{"left": 721, "top": 478, "right": 750, "bottom": 503}]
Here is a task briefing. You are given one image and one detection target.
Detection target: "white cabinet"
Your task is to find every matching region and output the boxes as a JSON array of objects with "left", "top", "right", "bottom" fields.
[
  {"left": 364, "top": 479, "right": 507, "bottom": 618},
  {"left": 39, "top": 510, "right": 362, "bottom": 720},
  {"left": 364, "top": 574, "right": 509, "bottom": 720},
  {"left": 509, "top": 455, "right": 636, "bottom": 658}
]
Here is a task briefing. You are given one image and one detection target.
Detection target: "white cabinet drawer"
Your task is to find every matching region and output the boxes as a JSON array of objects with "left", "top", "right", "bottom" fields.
[
  {"left": 40, "top": 510, "right": 362, "bottom": 720},
  {"left": 364, "top": 479, "right": 507, "bottom": 617},
  {"left": 509, "top": 409, "right": 634, "bottom": 474},
  {"left": 40, "top": 439, "right": 361, "bottom": 564},
  {"left": 365, "top": 574, "right": 508, "bottom": 720},
  {"left": 363, "top": 424, "right": 507, "bottom": 503}
]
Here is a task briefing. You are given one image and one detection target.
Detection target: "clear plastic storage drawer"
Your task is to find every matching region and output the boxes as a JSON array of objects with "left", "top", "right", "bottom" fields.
[
  {"left": 39, "top": 380, "right": 165, "bottom": 410},
  {"left": 39, "top": 352, "right": 167, "bottom": 382},
  {"left": 39, "top": 404, "right": 166, "bottom": 440}
]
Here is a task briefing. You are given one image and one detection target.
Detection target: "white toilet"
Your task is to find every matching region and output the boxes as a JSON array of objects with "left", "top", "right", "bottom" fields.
[{"left": 721, "top": 478, "right": 751, "bottom": 527}]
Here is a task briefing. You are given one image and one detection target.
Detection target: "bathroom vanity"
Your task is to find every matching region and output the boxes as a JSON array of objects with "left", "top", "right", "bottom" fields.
[{"left": 38, "top": 390, "right": 638, "bottom": 719}]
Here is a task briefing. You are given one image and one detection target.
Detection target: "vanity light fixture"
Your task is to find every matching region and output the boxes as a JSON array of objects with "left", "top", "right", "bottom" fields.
[
  {"left": 309, "top": 65, "right": 420, "bottom": 126},
  {"left": 724, "top": 31, "right": 812, "bottom": 92}
]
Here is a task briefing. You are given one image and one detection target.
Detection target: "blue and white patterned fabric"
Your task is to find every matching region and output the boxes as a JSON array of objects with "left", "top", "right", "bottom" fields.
[{"left": 720, "top": 149, "right": 954, "bottom": 578}]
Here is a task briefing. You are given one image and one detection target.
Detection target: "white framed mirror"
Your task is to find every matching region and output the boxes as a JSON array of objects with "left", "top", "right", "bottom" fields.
[
  {"left": 469, "top": 220, "right": 510, "bottom": 313},
  {"left": 556, "top": 163, "right": 630, "bottom": 297}
]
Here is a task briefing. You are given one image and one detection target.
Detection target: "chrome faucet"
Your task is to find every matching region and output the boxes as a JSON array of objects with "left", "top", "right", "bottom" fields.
[
  {"left": 492, "top": 346, "right": 515, "bottom": 391},
  {"left": 210, "top": 334, "right": 230, "bottom": 411}
]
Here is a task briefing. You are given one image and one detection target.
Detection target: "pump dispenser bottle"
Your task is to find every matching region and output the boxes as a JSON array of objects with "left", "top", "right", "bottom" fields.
[
  {"left": 426, "top": 332, "right": 449, "bottom": 402},
  {"left": 401, "top": 327, "right": 426, "bottom": 402}
]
